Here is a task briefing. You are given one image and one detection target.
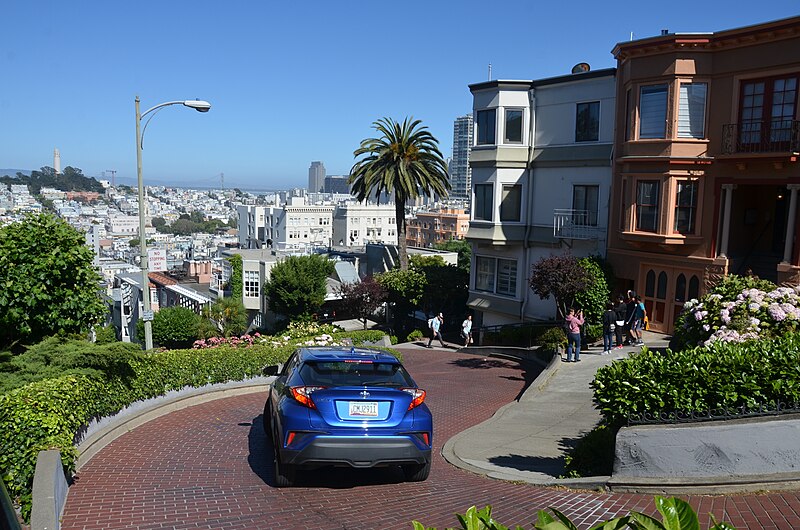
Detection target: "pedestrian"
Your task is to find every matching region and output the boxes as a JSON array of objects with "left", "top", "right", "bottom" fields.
[
  {"left": 631, "top": 296, "right": 646, "bottom": 345},
  {"left": 427, "top": 312, "right": 446, "bottom": 348},
  {"left": 602, "top": 302, "right": 616, "bottom": 355},
  {"left": 564, "top": 307, "right": 584, "bottom": 362},
  {"left": 614, "top": 295, "right": 627, "bottom": 348},
  {"left": 624, "top": 290, "right": 637, "bottom": 345},
  {"left": 461, "top": 314, "right": 473, "bottom": 348}
]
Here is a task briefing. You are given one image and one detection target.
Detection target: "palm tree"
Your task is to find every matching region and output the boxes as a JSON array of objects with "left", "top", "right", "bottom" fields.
[{"left": 349, "top": 117, "right": 450, "bottom": 270}]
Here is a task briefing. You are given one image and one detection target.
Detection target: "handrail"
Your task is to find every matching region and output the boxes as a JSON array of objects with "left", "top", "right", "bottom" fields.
[{"left": 722, "top": 120, "right": 800, "bottom": 154}]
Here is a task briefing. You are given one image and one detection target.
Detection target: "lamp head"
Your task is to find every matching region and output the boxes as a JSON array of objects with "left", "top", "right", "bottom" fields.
[{"left": 183, "top": 100, "right": 211, "bottom": 112}]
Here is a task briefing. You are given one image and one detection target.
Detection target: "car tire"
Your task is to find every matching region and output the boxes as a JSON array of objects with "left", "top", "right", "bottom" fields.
[
  {"left": 262, "top": 401, "right": 272, "bottom": 440},
  {"left": 273, "top": 452, "right": 295, "bottom": 487},
  {"left": 402, "top": 460, "right": 431, "bottom": 482},
  {"left": 272, "top": 426, "right": 295, "bottom": 487}
]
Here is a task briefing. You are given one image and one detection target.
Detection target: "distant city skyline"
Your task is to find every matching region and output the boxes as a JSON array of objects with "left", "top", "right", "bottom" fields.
[{"left": 2, "top": 2, "right": 797, "bottom": 189}]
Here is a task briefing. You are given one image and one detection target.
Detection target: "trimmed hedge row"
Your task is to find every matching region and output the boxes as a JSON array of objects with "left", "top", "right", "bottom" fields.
[
  {"left": 591, "top": 333, "right": 800, "bottom": 428},
  {"left": 1, "top": 328, "right": 394, "bottom": 521}
]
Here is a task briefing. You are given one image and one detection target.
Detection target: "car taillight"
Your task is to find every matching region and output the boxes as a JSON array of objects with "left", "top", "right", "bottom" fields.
[
  {"left": 401, "top": 388, "right": 426, "bottom": 410},
  {"left": 290, "top": 386, "right": 326, "bottom": 409}
]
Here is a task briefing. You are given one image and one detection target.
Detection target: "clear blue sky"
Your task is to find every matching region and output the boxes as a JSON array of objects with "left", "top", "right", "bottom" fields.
[{"left": 1, "top": 1, "right": 797, "bottom": 190}]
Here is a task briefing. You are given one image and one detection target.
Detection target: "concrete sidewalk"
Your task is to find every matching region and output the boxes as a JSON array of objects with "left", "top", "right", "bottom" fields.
[{"left": 423, "top": 331, "right": 672, "bottom": 487}]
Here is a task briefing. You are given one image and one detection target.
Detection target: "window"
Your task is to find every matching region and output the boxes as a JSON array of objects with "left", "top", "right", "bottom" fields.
[
  {"left": 739, "top": 76, "right": 798, "bottom": 147},
  {"left": 677, "top": 83, "right": 707, "bottom": 138},
  {"left": 624, "top": 88, "right": 632, "bottom": 141},
  {"left": 639, "top": 85, "right": 668, "bottom": 139},
  {"left": 474, "top": 184, "right": 493, "bottom": 221},
  {"left": 636, "top": 180, "right": 660, "bottom": 232},
  {"left": 244, "top": 270, "right": 259, "bottom": 298},
  {"left": 572, "top": 185, "right": 599, "bottom": 226},
  {"left": 674, "top": 181, "right": 698, "bottom": 234},
  {"left": 575, "top": 101, "right": 600, "bottom": 142},
  {"left": 500, "top": 184, "right": 521, "bottom": 222},
  {"left": 475, "top": 256, "right": 517, "bottom": 296},
  {"left": 476, "top": 109, "right": 496, "bottom": 145},
  {"left": 504, "top": 109, "right": 523, "bottom": 143}
]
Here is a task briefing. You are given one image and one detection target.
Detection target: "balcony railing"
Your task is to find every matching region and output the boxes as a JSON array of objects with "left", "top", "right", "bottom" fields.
[
  {"left": 553, "top": 209, "right": 599, "bottom": 240},
  {"left": 722, "top": 120, "right": 800, "bottom": 154}
]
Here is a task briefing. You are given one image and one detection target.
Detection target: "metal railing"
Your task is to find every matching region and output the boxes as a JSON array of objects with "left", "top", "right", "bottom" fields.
[
  {"left": 628, "top": 400, "right": 800, "bottom": 426},
  {"left": 553, "top": 209, "right": 599, "bottom": 240},
  {"left": 721, "top": 120, "right": 800, "bottom": 154}
]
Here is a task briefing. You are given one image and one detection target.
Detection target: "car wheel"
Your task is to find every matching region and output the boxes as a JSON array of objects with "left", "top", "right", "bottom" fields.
[
  {"left": 272, "top": 427, "right": 295, "bottom": 487},
  {"left": 402, "top": 460, "right": 430, "bottom": 482},
  {"left": 262, "top": 401, "right": 271, "bottom": 439}
]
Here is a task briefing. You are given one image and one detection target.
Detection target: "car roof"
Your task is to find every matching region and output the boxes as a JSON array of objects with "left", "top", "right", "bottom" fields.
[{"left": 296, "top": 346, "right": 401, "bottom": 364}]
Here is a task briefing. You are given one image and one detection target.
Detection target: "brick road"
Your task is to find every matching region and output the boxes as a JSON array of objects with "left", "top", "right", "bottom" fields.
[{"left": 61, "top": 348, "right": 800, "bottom": 529}]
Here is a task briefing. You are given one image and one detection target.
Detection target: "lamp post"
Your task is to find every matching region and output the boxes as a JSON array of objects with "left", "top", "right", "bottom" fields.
[{"left": 135, "top": 96, "right": 211, "bottom": 350}]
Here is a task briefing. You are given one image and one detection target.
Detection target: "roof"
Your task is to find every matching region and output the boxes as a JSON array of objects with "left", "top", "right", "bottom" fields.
[
  {"left": 469, "top": 68, "right": 616, "bottom": 92},
  {"left": 334, "top": 260, "right": 359, "bottom": 284}
]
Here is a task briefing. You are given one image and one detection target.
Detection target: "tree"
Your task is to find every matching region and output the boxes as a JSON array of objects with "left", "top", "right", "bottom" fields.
[
  {"left": 411, "top": 255, "right": 469, "bottom": 322},
  {"left": 573, "top": 256, "right": 611, "bottom": 326},
  {"left": 199, "top": 297, "right": 248, "bottom": 338},
  {"left": 434, "top": 239, "right": 472, "bottom": 272},
  {"left": 338, "top": 277, "right": 387, "bottom": 329},
  {"left": 151, "top": 217, "right": 166, "bottom": 228},
  {"left": 376, "top": 268, "right": 426, "bottom": 334},
  {"left": 349, "top": 117, "right": 450, "bottom": 271},
  {"left": 263, "top": 254, "right": 335, "bottom": 320},
  {"left": 528, "top": 253, "right": 593, "bottom": 320},
  {"left": 0, "top": 213, "right": 106, "bottom": 350}
]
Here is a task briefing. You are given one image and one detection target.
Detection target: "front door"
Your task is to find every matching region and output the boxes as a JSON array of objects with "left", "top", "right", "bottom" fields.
[{"left": 639, "top": 265, "right": 703, "bottom": 334}]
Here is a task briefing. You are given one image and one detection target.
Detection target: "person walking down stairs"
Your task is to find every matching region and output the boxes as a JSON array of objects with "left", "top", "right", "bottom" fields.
[{"left": 427, "top": 313, "right": 446, "bottom": 348}]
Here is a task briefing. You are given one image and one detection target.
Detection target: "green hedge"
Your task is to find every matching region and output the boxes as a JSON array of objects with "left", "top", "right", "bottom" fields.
[{"left": 591, "top": 333, "right": 800, "bottom": 428}]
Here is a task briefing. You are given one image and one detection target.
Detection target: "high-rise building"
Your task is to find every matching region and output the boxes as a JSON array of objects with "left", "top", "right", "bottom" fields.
[
  {"left": 450, "top": 115, "right": 473, "bottom": 200},
  {"left": 308, "top": 161, "right": 326, "bottom": 193}
]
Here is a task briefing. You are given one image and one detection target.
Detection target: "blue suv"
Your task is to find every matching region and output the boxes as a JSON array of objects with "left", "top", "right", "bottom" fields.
[{"left": 263, "top": 346, "right": 433, "bottom": 487}]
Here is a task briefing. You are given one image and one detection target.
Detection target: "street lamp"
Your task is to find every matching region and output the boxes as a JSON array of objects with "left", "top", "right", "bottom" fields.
[{"left": 135, "top": 96, "right": 211, "bottom": 350}]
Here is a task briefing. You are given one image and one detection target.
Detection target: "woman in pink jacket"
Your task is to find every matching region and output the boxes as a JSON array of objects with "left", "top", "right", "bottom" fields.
[{"left": 565, "top": 308, "right": 584, "bottom": 362}]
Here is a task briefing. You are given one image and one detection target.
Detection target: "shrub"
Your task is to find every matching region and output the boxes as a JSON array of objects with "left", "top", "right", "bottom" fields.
[
  {"left": 672, "top": 274, "right": 779, "bottom": 349},
  {"left": 406, "top": 329, "right": 424, "bottom": 342},
  {"left": 93, "top": 325, "right": 118, "bottom": 345},
  {"left": 573, "top": 256, "right": 611, "bottom": 326},
  {"left": 591, "top": 333, "right": 800, "bottom": 428},
  {"left": 150, "top": 307, "right": 201, "bottom": 349},
  {"left": 0, "top": 337, "right": 143, "bottom": 393},
  {"left": 537, "top": 327, "right": 566, "bottom": 352}
]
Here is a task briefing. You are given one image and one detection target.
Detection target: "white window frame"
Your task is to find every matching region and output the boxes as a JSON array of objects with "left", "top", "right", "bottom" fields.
[{"left": 677, "top": 82, "right": 708, "bottom": 139}]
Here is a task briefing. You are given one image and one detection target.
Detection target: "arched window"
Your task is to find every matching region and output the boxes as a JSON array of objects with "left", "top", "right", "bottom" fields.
[
  {"left": 657, "top": 271, "right": 668, "bottom": 299},
  {"left": 645, "top": 270, "right": 656, "bottom": 297},
  {"left": 675, "top": 274, "right": 687, "bottom": 302},
  {"left": 688, "top": 275, "right": 700, "bottom": 300}
]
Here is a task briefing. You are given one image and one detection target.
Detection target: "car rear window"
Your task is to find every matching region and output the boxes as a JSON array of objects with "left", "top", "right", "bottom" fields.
[{"left": 299, "top": 361, "right": 415, "bottom": 387}]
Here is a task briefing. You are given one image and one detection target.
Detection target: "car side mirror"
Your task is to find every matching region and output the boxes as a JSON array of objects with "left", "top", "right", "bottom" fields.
[{"left": 262, "top": 364, "right": 283, "bottom": 376}]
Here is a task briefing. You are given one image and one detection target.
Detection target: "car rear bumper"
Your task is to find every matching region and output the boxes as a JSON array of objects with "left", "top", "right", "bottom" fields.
[{"left": 283, "top": 435, "right": 431, "bottom": 468}]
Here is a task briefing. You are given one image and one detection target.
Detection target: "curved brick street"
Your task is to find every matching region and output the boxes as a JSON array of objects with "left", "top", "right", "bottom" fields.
[{"left": 61, "top": 348, "right": 800, "bottom": 529}]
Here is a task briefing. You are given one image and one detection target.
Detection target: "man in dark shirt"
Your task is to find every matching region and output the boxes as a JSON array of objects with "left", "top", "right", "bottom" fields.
[{"left": 624, "top": 290, "right": 637, "bottom": 345}]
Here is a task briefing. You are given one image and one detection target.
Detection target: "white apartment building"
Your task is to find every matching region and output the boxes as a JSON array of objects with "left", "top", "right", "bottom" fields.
[
  {"left": 106, "top": 214, "right": 139, "bottom": 235},
  {"left": 467, "top": 68, "right": 616, "bottom": 327},
  {"left": 238, "top": 197, "right": 334, "bottom": 251},
  {"left": 332, "top": 202, "right": 398, "bottom": 247}
]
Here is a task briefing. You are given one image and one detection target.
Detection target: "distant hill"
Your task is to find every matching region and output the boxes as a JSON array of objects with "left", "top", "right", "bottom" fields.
[
  {"left": 0, "top": 166, "right": 104, "bottom": 194},
  {"left": 0, "top": 169, "right": 31, "bottom": 177}
]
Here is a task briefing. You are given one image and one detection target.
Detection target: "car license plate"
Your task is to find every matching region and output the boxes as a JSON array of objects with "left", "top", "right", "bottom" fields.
[{"left": 349, "top": 401, "right": 378, "bottom": 417}]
